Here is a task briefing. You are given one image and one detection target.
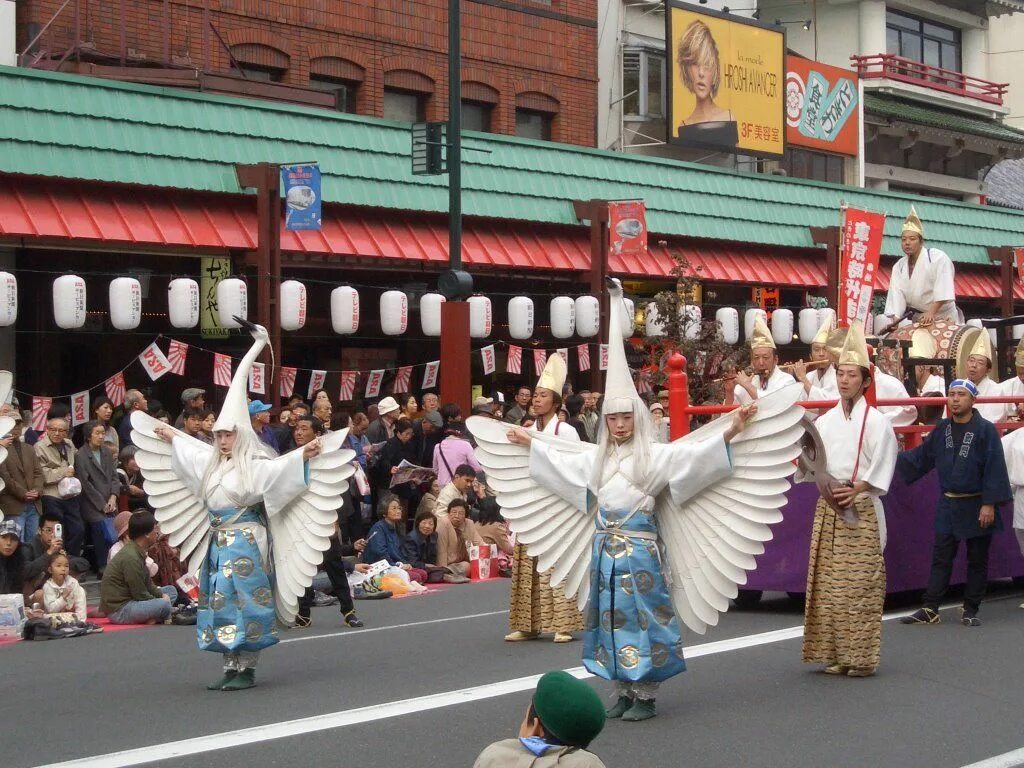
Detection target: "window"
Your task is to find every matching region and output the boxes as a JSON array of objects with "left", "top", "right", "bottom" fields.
[
  {"left": 384, "top": 89, "right": 426, "bottom": 122},
  {"left": 779, "top": 148, "right": 844, "bottom": 183},
  {"left": 515, "top": 109, "right": 552, "bottom": 140},
  {"left": 309, "top": 74, "right": 358, "bottom": 113},
  {"left": 235, "top": 63, "right": 283, "bottom": 82},
  {"left": 622, "top": 49, "right": 665, "bottom": 119},
  {"left": 462, "top": 100, "right": 493, "bottom": 132},
  {"left": 230, "top": 43, "right": 288, "bottom": 83},
  {"left": 886, "top": 10, "right": 961, "bottom": 72}
]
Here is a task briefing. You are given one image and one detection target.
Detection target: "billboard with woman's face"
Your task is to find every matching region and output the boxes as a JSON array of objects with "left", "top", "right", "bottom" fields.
[{"left": 667, "top": 4, "right": 786, "bottom": 156}]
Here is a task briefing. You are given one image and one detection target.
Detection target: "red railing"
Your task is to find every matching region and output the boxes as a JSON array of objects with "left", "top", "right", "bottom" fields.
[{"left": 851, "top": 54, "right": 1008, "bottom": 106}]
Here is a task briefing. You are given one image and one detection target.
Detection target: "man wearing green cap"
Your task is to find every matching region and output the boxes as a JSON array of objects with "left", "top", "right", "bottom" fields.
[{"left": 473, "top": 671, "right": 607, "bottom": 767}]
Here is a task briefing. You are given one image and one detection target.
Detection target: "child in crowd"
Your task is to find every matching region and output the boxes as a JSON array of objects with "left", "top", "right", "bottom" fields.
[{"left": 41, "top": 552, "right": 88, "bottom": 623}]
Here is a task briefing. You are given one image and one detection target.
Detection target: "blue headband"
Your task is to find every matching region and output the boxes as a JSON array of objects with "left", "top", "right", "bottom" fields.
[{"left": 948, "top": 379, "right": 978, "bottom": 397}]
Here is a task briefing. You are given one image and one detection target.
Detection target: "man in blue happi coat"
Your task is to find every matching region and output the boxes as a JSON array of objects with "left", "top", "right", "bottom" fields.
[{"left": 897, "top": 379, "right": 1011, "bottom": 627}]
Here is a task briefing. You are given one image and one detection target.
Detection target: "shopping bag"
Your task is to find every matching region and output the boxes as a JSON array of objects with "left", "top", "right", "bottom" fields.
[
  {"left": 0, "top": 593, "right": 26, "bottom": 639},
  {"left": 468, "top": 544, "right": 493, "bottom": 580},
  {"left": 176, "top": 572, "right": 200, "bottom": 602}
]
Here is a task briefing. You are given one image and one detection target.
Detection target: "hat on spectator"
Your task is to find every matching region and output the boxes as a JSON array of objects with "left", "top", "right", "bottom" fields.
[
  {"left": 532, "top": 670, "right": 605, "bottom": 748},
  {"left": 0, "top": 518, "right": 21, "bottom": 538},
  {"left": 424, "top": 410, "right": 443, "bottom": 428},
  {"left": 472, "top": 396, "right": 494, "bottom": 414},
  {"left": 657, "top": 390, "right": 669, "bottom": 399},
  {"left": 113, "top": 510, "right": 132, "bottom": 540},
  {"left": 377, "top": 396, "right": 400, "bottom": 416},
  {"left": 247, "top": 400, "right": 273, "bottom": 416},
  {"left": 649, "top": 402, "right": 664, "bottom": 414},
  {"left": 949, "top": 379, "right": 978, "bottom": 398},
  {"left": 181, "top": 388, "right": 205, "bottom": 403}
]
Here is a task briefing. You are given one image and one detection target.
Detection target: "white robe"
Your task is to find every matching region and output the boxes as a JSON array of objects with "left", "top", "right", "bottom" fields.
[
  {"left": 733, "top": 366, "right": 796, "bottom": 405},
  {"left": 918, "top": 373, "right": 946, "bottom": 395},
  {"left": 807, "top": 365, "right": 839, "bottom": 401},
  {"left": 532, "top": 413, "right": 581, "bottom": 443},
  {"left": 883, "top": 247, "right": 958, "bottom": 323},
  {"left": 1001, "top": 428, "right": 1024, "bottom": 533},
  {"left": 802, "top": 398, "right": 898, "bottom": 549},
  {"left": 873, "top": 370, "right": 918, "bottom": 427},
  {"left": 998, "top": 376, "right": 1024, "bottom": 423},
  {"left": 973, "top": 377, "right": 1006, "bottom": 424}
]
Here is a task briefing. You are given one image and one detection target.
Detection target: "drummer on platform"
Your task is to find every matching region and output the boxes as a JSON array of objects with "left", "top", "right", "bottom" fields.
[
  {"left": 726, "top": 315, "right": 795, "bottom": 405},
  {"left": 882, "top": 207, "right": 958, "bottom": 329},
  {"left": 961, "top": 331, "right": 1005, "bottom": 423}
]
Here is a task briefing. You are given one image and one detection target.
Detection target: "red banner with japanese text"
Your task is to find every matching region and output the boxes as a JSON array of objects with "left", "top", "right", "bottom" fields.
[
  {"left": 838, "top": 207, "right": 885, "bottom": 327},
  {"left": 609, "top": 201, "right": 648, "bottom": 259},
  {"left": 1014, "top": 247, "right": 1024, "bottom": 285}
]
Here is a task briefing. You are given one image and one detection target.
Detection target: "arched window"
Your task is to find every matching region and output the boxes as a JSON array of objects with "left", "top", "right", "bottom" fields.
[
  {"left": 229, "top": 43, "right": 289, "bottom": 82},
  {"left": 309, "top": 57, "right": 365, "bottom": 113},
  {"left": 515, "top": 91, "right": 558, "bottom": 141},
  {"left": 383, "top": 70, "right": 435, "bottom": 122}
]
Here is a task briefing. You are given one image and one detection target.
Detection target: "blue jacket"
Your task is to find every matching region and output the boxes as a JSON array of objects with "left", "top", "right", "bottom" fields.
[{"left": 363, "top": 519, "right": 404, "bottom": 565}]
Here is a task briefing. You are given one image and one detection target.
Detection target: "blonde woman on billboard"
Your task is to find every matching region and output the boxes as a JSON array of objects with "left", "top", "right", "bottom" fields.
[{"left": 676, "top": 19, "right": 738, "bottom": 148}]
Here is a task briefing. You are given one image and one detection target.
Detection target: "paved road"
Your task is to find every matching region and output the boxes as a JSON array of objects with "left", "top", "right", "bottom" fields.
[{"left": 4, "top": 580, "right": 1023, "bottom": 768}]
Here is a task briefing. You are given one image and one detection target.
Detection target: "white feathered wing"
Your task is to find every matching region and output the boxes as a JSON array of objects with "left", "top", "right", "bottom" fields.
[
  {"left": 131, "top": 411, "right": 355, "bottom": 626},
  {"left": 0, "top": 370, "right": 15, "bottom": 507},
  {"left": 466, "top": 416, "right": 598, "bottom": 611}
]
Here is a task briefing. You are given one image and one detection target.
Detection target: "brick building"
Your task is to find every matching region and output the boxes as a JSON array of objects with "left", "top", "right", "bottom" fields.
[{"left": 16, "top": 0, "right": 598, "bottom": 146}]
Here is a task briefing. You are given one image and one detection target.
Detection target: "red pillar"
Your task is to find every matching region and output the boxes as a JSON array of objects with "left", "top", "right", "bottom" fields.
[
  {"left": 440, "top": 301, "right": 471, "bottom": 416},
  {"left": 667, "top": 353, "right": 690, "bottom": 439}
]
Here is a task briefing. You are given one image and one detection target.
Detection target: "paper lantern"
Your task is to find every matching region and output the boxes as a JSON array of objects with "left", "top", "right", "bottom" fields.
[
  {"left": 216, "top": 278, "right": 247, "bottom": 328},
  {"left": 508, "top": 297, "right": 534, "bottom": 340},
  {"left": 716, "top": 307, "right": 739, "bottom": 345},
  {"left": 380, "top": 290, "right": 408, "bottom": 336},
  {"left": 550, "top": 296, "right": 576, "bottom": 339},
  {"left": 167, "top": 278, "right": 199, "bottom": 329},
  {"left": 798, "top": 308, "right": 819, "bottom": 344},
  {"left": 53, "top": 275, "right": 87, "bottom": 330},
  {"left": 109, "top": 277, "right": 142, "bottom": 331},
  {"left": 575, "top": 296, "right": 600, "bottom": 338},
  {"left": 771, "top": 308, "right": 793, "bottom": 346},
  {"left": 0, "top": 272, "right": 16, "bottom": 326},
  {"left": 469, "top": 295, "right": 492, "bottom": 338},
  {"left": 744, "top": 308, "right": 767, "bottom": 341},
  {"left": 331, "top": 286, "right": 359, "bottom": 335},
  {"left": 279, "top": 280, "right": 307, "bottom": 332},
  {"left": 621, "top": 298, "right": 635, "bottom": 338},
  {"left": 679, "top": 304, "right": 702, "bottom": 341},
  {"left": 420, "top": 293, "right": 445, "bottom": 337},
  {"left": 644, "top": 302, "right": 665, "bottom": 338}
]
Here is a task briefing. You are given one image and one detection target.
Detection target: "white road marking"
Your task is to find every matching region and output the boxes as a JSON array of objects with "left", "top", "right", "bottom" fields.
[
  {"left": 959, "top": 747, "right": 1024, "bottom": 768},
  {"left": 28, "top": 597, "right": 1019, "bottom": 768},
  {"left": 278, "top": 609, "right": 509, "bottom": 645}
]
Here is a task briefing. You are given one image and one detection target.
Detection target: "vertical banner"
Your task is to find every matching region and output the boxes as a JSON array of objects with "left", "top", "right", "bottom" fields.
[
  {"left": 200, "top": 256, "right": 231, "bottom": 339},
  {"left": 1015, "top": 247, "right": 1024, "bottom": 285},
  {"left": 506, "top": 345, "right": 523, "bottom": 375},
  {"left": 138, "top": 342, "right": 172, "bottom": 381},
  {"left": 339, "top": 371, "right": 359, "bottom": 401},
  {"left": 279, "top": 367, "right": 297, "bottom": 399},
  {"left": 105, "top": 372, "right": 126, "bottom": 407},
  {"left": 167, "top": 340, "right": 188, "bottom": 376},
  {"left": 307, "top": 370, "right": 327, "bottom": 399},
  {"left": 599, "top": 344, "right": 609, "bottom": 371},
  {"left": 839, "top": 207, "right": 885, "bottom": 326},
  {"left": 422, "top": 361, "right": 440, "bottom": 390},
  {"left": 70, "top": 391, "right": 90, "bottom": 427},
  {"left": 609, "top": 200, "right": 648, "bottom": 258},
  {"left": 393, "top": 366, "right": 413, "bottom": 393},
  {"left": 533, "top": 349, "right": 547, "bottom": 376},
  {"left": 577, "top": 344, "right": 591, "bottom": 372},
  {"left": 213, "top": 353, "right": 233, "bottom": 388},
  {"left": 248, "top": 362, "right": 266, "bottom": 395},
  {"left": 281, "top": 163, "right": 322, "bottom": 231},
  {"left": 481, "top": 345, "right": 496, "bottom": 376},
  {"left": 365, "top": 369, "right": 385, "bottom": 398},
  {"left": 31, "top": 397, "right": 52, "bottom": 432}
]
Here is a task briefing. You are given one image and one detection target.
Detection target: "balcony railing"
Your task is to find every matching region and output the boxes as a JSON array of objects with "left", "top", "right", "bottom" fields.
[{"left": 851, "top": 54, "right": 1008, "bottom": 106}]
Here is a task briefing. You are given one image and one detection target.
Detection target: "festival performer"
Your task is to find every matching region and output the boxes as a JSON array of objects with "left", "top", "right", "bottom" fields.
[
  {"left": 882, "top": 206, "right": 958, "bottom": 329},
  {"left": 504, "top": 353, "right": 584, "bottom": 644},
  {"left": 897, "top": 379, "right": 1011, "bottom": 627},
  {"left": 998, "top": 344, "right": 1024, "bottom": 422},
  {"left": 800, "top": 314, "right": 838, "bottom": 400},
  {"left": 1000, "top": 424, "right": 1024, "bottom": 609},
  {"left": 468, "top": 278, "right": 804, "bottom": 721},
  {"left": 798, "top": 322, "right": 897, "bottom": 677},
  {"left": 960, "top": 331, "right": 1005, "bottom": 423},
  {"left": 726, "top": 315, "right": 796, "bottom": 406},
  {"left": 131, "top": 319, "right": 356, "bottom": 690}
]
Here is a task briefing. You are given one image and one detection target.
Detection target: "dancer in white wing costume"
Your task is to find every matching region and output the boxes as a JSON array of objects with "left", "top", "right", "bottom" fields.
[
  {"left": 466, "top": 279, "right": 806, "bottom": 722},
  {"left": 130, "top": 318, "right": 355, "bottom": 691},
  {"left": 0, "top": 371, "right": 16, "bottom": 512}
]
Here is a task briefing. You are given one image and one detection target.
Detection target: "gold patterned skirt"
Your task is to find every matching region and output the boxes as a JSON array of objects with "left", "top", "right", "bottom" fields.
[
  {"left": 508, "top": 543, "right": 584, "bottom": 635},
  {"left": 802, "top": 494, "right": 885, "bottom": 670}
]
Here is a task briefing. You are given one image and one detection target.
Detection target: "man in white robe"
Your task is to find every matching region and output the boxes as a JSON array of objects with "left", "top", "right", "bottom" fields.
[
  {"left": 998, "top": 345, "right": 1024, "bottom": 423},
  {"left": 1000, "top": 426, "right": 1024, "bottom": 609},
  {"left": 728, "top": 315, "right": 795, "bottom": 406},
  {"left": 882, "top": 206, "right": 958, "bottom": 329},
  {"left": 961, "top": 331, "right": 1005, "bottom": 423}
]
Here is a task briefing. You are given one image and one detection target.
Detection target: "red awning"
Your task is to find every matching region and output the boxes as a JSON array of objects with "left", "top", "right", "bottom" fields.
[{"left": 0, "top": 176, "right": 1015, "bottom": 298}]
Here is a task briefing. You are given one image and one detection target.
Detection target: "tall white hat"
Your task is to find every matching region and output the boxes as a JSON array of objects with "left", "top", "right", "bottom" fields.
[
  {"left": 604, "top": 278, "right": 642, "bottom": 415},
  {"left": 536, "top": 352, "right": 567, "bottom": 395},
  {"left": 212, "top": 318, "right": 269, "bottom": 436}
]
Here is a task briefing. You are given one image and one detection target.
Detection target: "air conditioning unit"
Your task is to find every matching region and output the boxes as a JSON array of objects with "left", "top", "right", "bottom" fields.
[{"left": 0, "top": 2, "right": 14, "bottom": 67}]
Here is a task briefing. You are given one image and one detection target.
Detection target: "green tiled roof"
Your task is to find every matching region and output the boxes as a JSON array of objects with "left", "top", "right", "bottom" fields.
[
  {"left": 2, "top": 66, "right": 1024, "bottom": 266},
  {"left": 864, "top": 92, "right": 1024, "bottom": 145}
]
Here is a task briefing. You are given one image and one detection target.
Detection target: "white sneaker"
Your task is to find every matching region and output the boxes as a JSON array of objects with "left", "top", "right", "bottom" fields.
[{"left": 1019, "top": 601, "right": 1024, "bottom": 609}]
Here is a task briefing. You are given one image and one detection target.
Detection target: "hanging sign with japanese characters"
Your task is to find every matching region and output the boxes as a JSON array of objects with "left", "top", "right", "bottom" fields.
[
  {"left": 200, "top": 257, "right": 231, "bottom": 339},
  {"left": 838, "top": 207, "right": 885, "bottom": 327},
  {"left": 785, "top": 56, "right": 859, "bottom": 156}
]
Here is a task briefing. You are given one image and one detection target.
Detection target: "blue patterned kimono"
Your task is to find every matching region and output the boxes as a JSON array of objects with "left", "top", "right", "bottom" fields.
[
  {"left": 529, "top": 436, "right": 732, "bottom": 684},
  {"left": 898, "top": 410, "right": 1011, "bottom": 540}
]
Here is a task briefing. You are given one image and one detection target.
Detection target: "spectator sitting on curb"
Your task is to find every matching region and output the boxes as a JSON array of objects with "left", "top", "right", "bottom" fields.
[
  {"left": 401, "top": 509, "right": 445, "bottom": 583},
  {"left": 99, "top": 512, "right": 177, "bottom": 625},
  {"left": 0, "top": 519, "right": 29, "bottom": 597},
  {"left": 108, "top": 510, "right": 159, "bottom": 579},
  {"left": 435, "top": 498, "right": 483, "bottom": 583},
  {"left": 40, "top": 552, "right": 88, "bottom": 623},
  {"left": 472, "top": 670, "right": 607, "bottom": 768},
  {"left": 22, "top": 509, "right": 90, "bottom": 588},
  {"left": 363, "top": 495, "right": 427, "bottom": 584},
  {"left": 434, "top": 464, "right": 476, "bottom": 518}
]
